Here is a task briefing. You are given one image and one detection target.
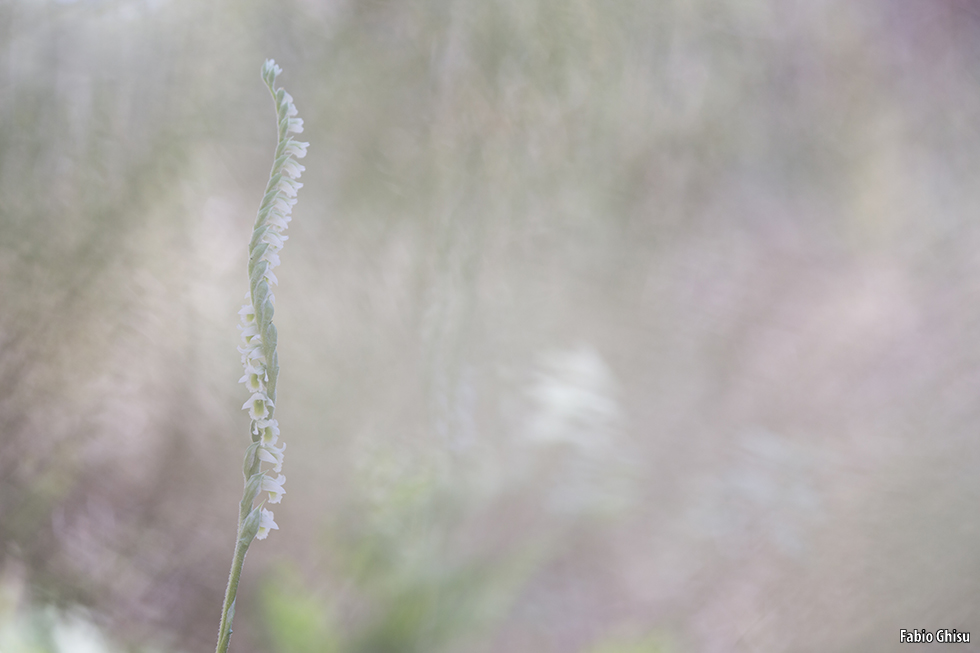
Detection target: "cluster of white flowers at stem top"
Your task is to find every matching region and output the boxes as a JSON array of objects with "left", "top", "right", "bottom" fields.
[{"left": 234, "top": 59, "right": 308, "bottom": 543}]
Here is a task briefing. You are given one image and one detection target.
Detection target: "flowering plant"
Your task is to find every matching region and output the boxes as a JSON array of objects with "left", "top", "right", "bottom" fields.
[{"left": 215, "top": 59, "right": 308, "bottom": 653}]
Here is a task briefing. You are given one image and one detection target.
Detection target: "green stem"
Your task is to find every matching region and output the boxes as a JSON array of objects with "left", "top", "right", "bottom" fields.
[
  {"left": 215, "top": 537, "right": 249, "bottom": 653},
  {"left": 216, "top": 457, "right": 261, "bottom": 652}
]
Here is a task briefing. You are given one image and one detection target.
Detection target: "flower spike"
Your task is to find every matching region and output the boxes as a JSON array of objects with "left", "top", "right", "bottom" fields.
[
  {"left": 216, "top": 59, "right": 308, "bottom": 653},
  {"left": 234, "top": 57, "right": 306, "bottom": 523}
]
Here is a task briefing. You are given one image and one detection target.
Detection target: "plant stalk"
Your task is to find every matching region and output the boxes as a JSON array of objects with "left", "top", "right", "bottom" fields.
[{"left": 215, "top": 537, "right": 248, "bottom": 653}]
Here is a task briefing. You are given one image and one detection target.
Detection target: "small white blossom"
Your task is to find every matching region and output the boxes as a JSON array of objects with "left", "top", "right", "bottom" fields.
[
  {"left": 255, "top": 508, "right": 279, "bottom": 540},
  {"left": 267, "top": 213, "right": 290, "bottom": 231},
  {"left": 261, "top": 473, "right": 287, "bottom": 503},
  {"left": 239, "top": 303, "right": 257, "bottom": 324},
  {"left": 283, "top": 140, "right": 309, "bottom": 158},
  {"left": 243, "top": 393, "right": 274, "bottom": 421},
  {"left": 241, "top": 348, "right": 266, "bottom": 369},
  {"left": 239, "top": 322, "right": 261, "bottom": 343},
  {"left": 253, "top": 418, "right": 280, "bottom": 444},
  {"left": 239, "top": 372, "right": 262, "bottom": 393},
  {"left": 238, "top": 335, "right": 265, "bottom": 361},
  {"left": 277, "top": 177, "right": 303, "bottom": 198},
  {"left": 264, "top": 59, "right": 282, "bottom": 78},
  {"left": 238, "top": 344, "right": 264, "bottom": 369},
  {"left": 273, "top": 196, "right": 297, "bottom": 213},
  {"left": 279, "top": 91, "right": 296, "bottom": 114},
  {"left": 262, "top": 230, "right": 288, "bottom": 250},
  {"left": 282, "top": 160, "right": 305, "bottom": 179},
  {"left": 258, "top": 441, "right": 286, "bottom": 472},
  {"left": 259, "top": 248, "right": 281, "bottom": 268},
  {"left": 287, "top": 117, "right": 304, "bottom": 134},
  {"left": 239, "top": 363, "right": 267, "bottom": 393}
]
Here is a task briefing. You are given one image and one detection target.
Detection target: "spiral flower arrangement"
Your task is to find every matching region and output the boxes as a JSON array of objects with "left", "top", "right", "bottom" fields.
[{"left": 215, "top": 59, "right": 308, "bottom": 653}]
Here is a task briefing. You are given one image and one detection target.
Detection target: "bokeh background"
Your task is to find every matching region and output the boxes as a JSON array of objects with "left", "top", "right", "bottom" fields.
[{"left": 3, "top": 0, "right": 980, "bottom": 651}]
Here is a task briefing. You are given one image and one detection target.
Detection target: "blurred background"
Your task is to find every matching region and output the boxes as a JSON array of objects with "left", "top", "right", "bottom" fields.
[{"left": 3, "top": 0, "right": 980, "bottom": 651}]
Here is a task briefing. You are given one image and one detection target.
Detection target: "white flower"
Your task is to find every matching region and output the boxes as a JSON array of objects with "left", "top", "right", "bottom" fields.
[
  {"left": 279, "top": 91, "right": 296, "bottom": 116},
  {"left": 255, "top": 508, "right": 279, "bottom": 540},
  {"left": 239, "top": 321, "right": 261, "bottom": 344},
  {"left": 240, "top": 347, "right": 266, "bottom": 369},
  {"left": 267, "top": 212, "right": 291, "bottom": 231},
  {"left": 261, "top": 473, "right": 286, "bottom": 503},
  {"left": 238, "top": 334, "right": 265, "bottom": 365},
  {"left": 287, "top": 117, "right": 304, "bottom": 134},
  {"left": 239, "top": 303, "right": 257, "bottom": 324},
  {"left": 263, "top": 59, "right": 282, "bottom": 79},
  {"left": 243, "top": 393, "right": 274, "bottom": 420},
  {"left": 282, "top": 159, "right": 305, "bottom": 179},
  {"left": 254, "top": 418, "right": 280, "bottom": 444},
  {"left": 283, "top": 140, "right": 309, "bottom": 158},
  {"left": 262, "top": 229, "right": 288, "bottom": 249},
  {"left": 258, "top": 441, "right": 286, "bottom": 472},
  {"left": 239, "top": 363, "right": 267, "bottom": 393},
  {"left": 259, "top": 248, "right": 281, "bottom": 268},
  {"left": 238, "top": 341, "right": 265, "bottom": 368},
  {"left": 277, "top": 177, "right": 303, "bottom": 198},
  {"left": 273, "top": 196, "right": 297, "bottom": 213}
]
